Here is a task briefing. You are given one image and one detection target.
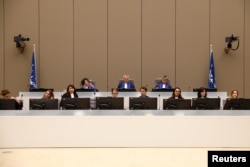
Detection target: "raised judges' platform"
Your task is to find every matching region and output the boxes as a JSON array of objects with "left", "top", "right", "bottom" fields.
[
  {"left": 19, "top": 91, "right": 228, "bottom": 110},
  {"left": 0, "top": 110, "right": 250, "bottom": 148}
]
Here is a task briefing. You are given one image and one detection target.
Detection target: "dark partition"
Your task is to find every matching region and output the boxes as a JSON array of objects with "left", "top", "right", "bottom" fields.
[
  {"left": 163, "top": 99, "right": 192, "bottom": 110},
  {"left": 192, "top": 98, "right": 220, "bottom": 110},
  {"left": 60, "top": 98, "right": 90, "bottom": 110},
  {"left": 129, "top": 97, "right": 157, "bottom": 110},
  {"left": 223, "top": 98, "right": 250, "bottom": 110},
  {"left": 0, "top": 99, "right": 16, "bottom": 110},
  {"left": 96, "top": 97, "right": 124, "bottom": 109}
]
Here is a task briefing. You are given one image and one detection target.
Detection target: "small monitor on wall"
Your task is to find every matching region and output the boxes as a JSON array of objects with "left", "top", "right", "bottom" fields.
[
  {"left": 193, "top": 88, "right": 217, "bottom": 92},
  {"left": 152, "top": 88, "right": 174, "bottom": 92},
  {"left": 192, "top": 98, "right": 220, "bottom": 110},
  {"left": 0, "top": 99, "right": 16, "bottom": 110},
  {"left": 223, "top": 98, "right": 250, "bottom": 110},
  {"left": 60, "top": 98, "right": 90, "bottom": 110},
  {"left": 117, "top": 88, "right": 136, "bottom": 92},
  {"left": 75, "top": 89, "right": 96, "bottom": 92},
  {"left": 129, "top": 97, "right": 157, "bottom": 110},
  {"left": 96, "top": 97, "right": 124, "bottom": 109},
  {"left": 29, "top": 99, "right": 59, "bottom": 110},
  {"left": 163, "top": 99, "right": 192, "bottom": 110},
  {"left": 29, "top": 88, "right": 54, "bottom": 92}
]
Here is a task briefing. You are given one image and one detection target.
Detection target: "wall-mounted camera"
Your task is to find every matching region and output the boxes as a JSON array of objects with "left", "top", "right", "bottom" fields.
[
  {"left": 225, "top": 34, "right": 239, "bottom": 54},
  {"left": 14, "top": 34, "right": 30, "bottom": 53}
]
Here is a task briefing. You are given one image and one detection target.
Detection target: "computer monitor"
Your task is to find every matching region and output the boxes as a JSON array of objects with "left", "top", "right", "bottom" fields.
[
  {"left": 163, "top": 99, "right": 192, "bottom": 110},
  {"left": 223, "top": 98, "right": 250, "bottom": 110},
  {"left": 152, "top": 88, "right": 174, "bottom": 92},
  {"left": 75, "top": 88, "right": 96, "bottom": 92},
  {"left": 117, "top": 88, "right": 136, "bottom": 92},
  {"left": 192, "top": 98, "right": 221, "bottom": 110},
  {"left": 193, "top": 88, "right": 217, "bottom": 92},
  {"left": 60, "top": 98, "right": 90, "bottom": 109},
  {"left": 129, "top": 97, "right": 157, "bottom": 110},
  {"left": 96, "top": 97, "right": 124, "bottom": 109},
  {"left": 29, "top": 99, "right": 59, "bottom": 110},
  {"left": 0, "top": 99, "right": 16, "bottom": 110},
  {"left": 29, "top": 88, "right": 54, "bottom": 92}
]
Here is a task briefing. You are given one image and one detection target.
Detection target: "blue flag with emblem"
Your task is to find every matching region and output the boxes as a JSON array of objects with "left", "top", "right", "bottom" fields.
[
  {"left": 30, "top": 45, "right": 37, "bottom": 89},
  {"left": 208, "top": 45, "right": 216, "bottom": 88}
]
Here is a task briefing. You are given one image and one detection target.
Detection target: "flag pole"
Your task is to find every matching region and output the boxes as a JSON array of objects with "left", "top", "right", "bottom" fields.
[
  {"left": 210, "top": 44, "right": 213, "bottom": 53},
  {"left": 33, "top": 44, "right": 36, "bottom": 53},
  {"left": 33, "top": 44, "right": 37, "bottom": 88}
]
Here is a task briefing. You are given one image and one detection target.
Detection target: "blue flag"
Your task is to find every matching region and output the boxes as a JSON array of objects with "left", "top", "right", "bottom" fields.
[
  {"left": 208, "top": 50, "right": 216, "bottom": 88},
  {"left": 30, "top": 48, "right": 37, "bottom": 89}
]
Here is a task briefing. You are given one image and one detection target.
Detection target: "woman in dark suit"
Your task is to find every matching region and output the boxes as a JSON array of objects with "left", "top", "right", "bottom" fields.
[
  {"left": 197, "top": 87, "right": 207, "bottom": 98},
  {"left": 61, "top": 84, "right": 78, "bottom": 98},
  {"left": 168, "top": 87, "right": 184, "bottom": 99}
]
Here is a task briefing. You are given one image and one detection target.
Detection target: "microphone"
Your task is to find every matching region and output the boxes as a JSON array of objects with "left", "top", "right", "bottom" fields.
[{"left": 158, "top": 94, "right": 161, "bottom": 110}]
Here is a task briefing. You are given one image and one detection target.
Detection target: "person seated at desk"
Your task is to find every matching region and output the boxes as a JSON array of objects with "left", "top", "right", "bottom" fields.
[
  {"left": 139, "top": 86, "right": 149, "bottom": 98},
  {"left": 111, "top": 88, "right": 119, "bottom": 97},
  {"left": 230, "top": 89, "right": 239, "bottom": 99},
  {"left": 197, "top": 87, "right": 207, "bottom": 98},
  {"left": 61, "top": 84, "right": 78, "bottom": 98},
  {"left": 1, "top": 89, "right": 23, "bottom": 109},
  {"left": 117, "top": 74, "right": 135, "bottom": 90},
  {"left": 154, "top": 75, "right": 172, "bottom": 89},
  {"left": 80, "top": 77, "right": 98, "bottom": 91},
  {"left": 223, "top": 89, "right": 240, "bottom": 110},
  {"left": 42, "top": 89, "right": 54, "bottom": 99},
  {"left": 168, "top": 87, "right": 184, "bottom": 99}
]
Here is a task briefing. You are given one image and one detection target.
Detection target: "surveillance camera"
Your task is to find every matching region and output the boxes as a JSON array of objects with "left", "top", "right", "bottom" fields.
[
  {"left": 224, "top": 34, "right": 240, "bottom": 54},
  {"left": 14, "top": 34, "right": 30, "bottom": 42},
  {"left": 16, "top": 41, "right": 26, "bottom": 48},
  {"left": 225, "top": 35, "right": 238, "bottom": 43}
]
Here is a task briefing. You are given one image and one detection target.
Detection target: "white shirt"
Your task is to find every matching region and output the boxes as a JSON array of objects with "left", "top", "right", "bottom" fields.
[{"left": 124, "top": 83, "right": 128, "bottom": 89}]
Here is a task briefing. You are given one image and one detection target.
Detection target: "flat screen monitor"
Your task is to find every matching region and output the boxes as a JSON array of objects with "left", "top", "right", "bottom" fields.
[
  {"left": 0, "top": 99, "right": 16, "bottom": 110},
  {"left": 96, "top": 97, "right": 124, "bottom": 109},
  {"left": 60, "top": 98, "right": 90, "bottom": 110},
  {"left": 163, "top": 99, "right": 192, "bottom": 110},
  {"left": 75, "top": 88, "right": 96, "bottom": 92},
  {"left": 129, "top": 97, "right": 157, "bottom": 110},
  {"left": 29, "top": 88, "right": 54, "bottom": 92},
  {"left": 193, "top": 88, "right": 217, "bottom": 92},
  {"left": 192, "top": 98, "right": 220, "bottom": 110},
  {"left": 29, "top": 99, "right": 59, "bottom": 110},
  {"left": 223, "top": 98, "right": 250, "bottom": 110},
  {"left": 117, "top": 88, "right": 136, "bottom": 92},
  {"left": 152, "top": 88, "right": 174, "bottom": 92}
]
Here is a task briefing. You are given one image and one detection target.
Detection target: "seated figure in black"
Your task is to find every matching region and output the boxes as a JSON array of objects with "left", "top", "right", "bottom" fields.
[{"left": 0, "top": 89, "right": 23, "bottom": 109}]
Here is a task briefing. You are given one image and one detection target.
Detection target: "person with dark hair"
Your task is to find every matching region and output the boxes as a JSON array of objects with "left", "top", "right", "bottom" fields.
[
  {"left": 1, "top": 89, "right": 23, "bottom": 109},
  {"left": 117, "top": 74, "right": 135, "bottom": 89},
  {"left": 80, "top": 77, "right": 98, "bottom": 91},
  {"left": 197, "top": 87, "right": 207, "bottom": 98},
  {"left": 61, "top": 84, "right": 78, "bottom": 98},
  {"left": 42, "top": 89, "right": 54, "bottom": 99},
  {"left": 168, "top": 87, "right": 184, "bottom": 99},
  {"left": 139, "top": 86, "right": 148, "bottom": 98},
  {"left": 111, "top": 88, "right": 118, "bottom": 97},
  {"left": 155, "top": 75, "right": 172, "bottom": 89}
]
